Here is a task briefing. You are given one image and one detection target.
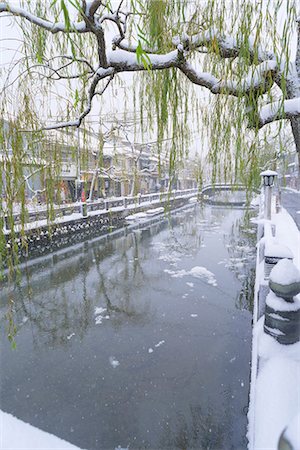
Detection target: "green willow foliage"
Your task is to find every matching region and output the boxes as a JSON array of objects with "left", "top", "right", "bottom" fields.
[{"left": 0, "top": 0, "right": 298, "bottom": 276}]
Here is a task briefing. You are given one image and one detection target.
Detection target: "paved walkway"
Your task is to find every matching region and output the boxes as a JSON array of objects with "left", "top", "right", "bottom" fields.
[{"left": 281, "top": 188, "right": 300, "bottom": 230}]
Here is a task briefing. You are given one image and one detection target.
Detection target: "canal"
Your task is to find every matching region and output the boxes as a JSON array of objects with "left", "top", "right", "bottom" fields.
[{"left": 0, "top": 202, "right": 256, "bottom": 449}]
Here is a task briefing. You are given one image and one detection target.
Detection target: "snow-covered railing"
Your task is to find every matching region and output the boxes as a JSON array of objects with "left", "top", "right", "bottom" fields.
[
  {"left": 201, "top": 182, "right": 247, "bottom": 192},
  {"left": 2, "top": 188, "right": 198, "bottom": 232},
  {"left": 248, "top": 171, "right": 300, "bottom": 450}
]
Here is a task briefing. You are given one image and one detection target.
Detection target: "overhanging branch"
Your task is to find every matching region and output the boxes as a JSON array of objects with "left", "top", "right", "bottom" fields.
[
  {"left": 0, "top": 2, "right": 87, "bottom": 33},
  {"left": 259, "top": 98, "right": 300, "bottom": 127}
]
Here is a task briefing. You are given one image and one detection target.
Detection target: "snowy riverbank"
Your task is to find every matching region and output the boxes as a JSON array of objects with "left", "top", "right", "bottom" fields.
[
  {"left": 248, "top": 206, "right": 300, "bottom": 450},
  {"left": 0, "top": 410, "right": 84, "bottom": 449}
]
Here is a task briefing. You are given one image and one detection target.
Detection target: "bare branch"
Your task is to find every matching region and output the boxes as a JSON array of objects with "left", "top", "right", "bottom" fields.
[
  {"left": 13, "top": 164, "right": 48, "bottom": 198},
  {"left": 42, "top": 67, "right": 114, "bottom": 130},
  {"left": 87, "top": 1, "right": 103, "bottom": 18},
  {"left": 46, "top": 55, "right": 96, "bottom": 73},
  {"left": 94, "top": 73, "right": 114, "bottom": 96}
]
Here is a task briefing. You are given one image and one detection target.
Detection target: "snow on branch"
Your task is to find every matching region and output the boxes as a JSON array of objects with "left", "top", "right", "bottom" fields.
[
  {"left": 107, "top": 49, "right": 179, "bottom": 71},
  {"left": 188, "top": 30, "right": 275, "bottom": 62},
  {"left": 259, "top": 98, "right": 300, "bottom": 127},
  {"left": 179, "top": 60, "right": 277, "bottom": 96},
  {"left": 0, "top": 2, "right": 87, "bottom": 33},
  {"left": 215, "top": 60, "right": 277, "bottom": 94},
  {"left": 112, "top": 38, "right": 158, "bottom": 54}
]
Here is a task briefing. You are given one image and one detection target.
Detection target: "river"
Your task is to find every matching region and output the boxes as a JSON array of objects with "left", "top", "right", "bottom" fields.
[{"left": 0, "top": 202, "right": 257, "bottom": 449}]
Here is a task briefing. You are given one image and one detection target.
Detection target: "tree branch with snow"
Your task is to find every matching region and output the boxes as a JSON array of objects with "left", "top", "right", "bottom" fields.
[{"left": 0, "top": 0, "right": 299, "bottom": 160}]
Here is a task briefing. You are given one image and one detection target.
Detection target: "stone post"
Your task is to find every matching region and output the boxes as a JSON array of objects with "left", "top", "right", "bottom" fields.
[
  {"left": 81, "top": 202, "right": 88, "bottom": 218},
  {"left": 264, "top": 259, "right": 300, "bottom": 345}
]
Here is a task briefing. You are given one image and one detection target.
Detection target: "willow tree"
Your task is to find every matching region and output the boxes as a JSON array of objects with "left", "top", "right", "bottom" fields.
[{"left": 0, "top": 1, "right": 299, "bottom": 225}]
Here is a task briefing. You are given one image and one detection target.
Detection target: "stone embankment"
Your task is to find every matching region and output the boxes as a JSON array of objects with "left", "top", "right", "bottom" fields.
[{"left": 3, "top": 189, "right": 198, "bottom": 261}]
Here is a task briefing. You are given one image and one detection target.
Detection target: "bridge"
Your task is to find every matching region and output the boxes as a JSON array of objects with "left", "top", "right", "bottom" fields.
[{"left": 200, "top": 183, "right": 257, "bottom": 206}]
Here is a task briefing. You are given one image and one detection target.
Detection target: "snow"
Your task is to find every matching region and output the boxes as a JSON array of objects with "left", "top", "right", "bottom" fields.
[
  {"left": 67, "top": 333, "right": 75, "bottom": 340},
  {"left": 164, "top": 266, "right": 217, "bottom": 286},
  {"left": 189, "top": 266, "right": 217, "bottom": 286},
  {"left": 264, "top": 325, "right": 285, "bottom": 336},
  {"left": 96, "top": 67, "right": 114, "bottom": 78},
  {"left": 217, "top": 60, "right": 277, "bottom": 93},
  {"left": 0, "top": 410, "right": 84, "bottom": 449},
  {"left": 109, "top": 357, "right": 120, "bottom": 368},
  {"left": 260, "top": 170, "right": 278, "bottom": 177},
  {"left": 256, "top": 317, "right": 300, "bottom": 362},
  {"left": 285, "top": 413, "right": 300, "bottom": 449},
  {"left": 146, "top": 207, "right": 164, "bottom": 216},
  {"left": 268, "top": 313, "right": 289, "bottom": 321},
  {"left": 248, "top": 201, "right": 300, "bottom": 450},
  {"left": 264, "top": 240, "right": 293, "bottom": 259},
  {"left": 94, "top": 307, "right": 106, "bottom": 315},
  {"left": 272, "top": 209, "right": 300, "bottom": 267},
  {"left": 95, "top": 307, "right": 109, "bottom": 325},
  {"left": 126, "top": 212, "right": 147, "bottom": 221},
  {"left": 259, "top": 98, "right": 300, "bottom": 126},
  {"left": 253, "top": 357, "right": 300, "bottom": 449},
  {"left": 270, "top": 258, "right": 300, "bottom": 285},
  {"left": 164, "top": 268, "right": 188, "bottom": 278},
  {"left": 266, "top": 291, "right": 300, "bottom": 312},
  {"left": 251, "top": 320, "right": 300, "bottom": 450},
  {"left": 158, "top": 254, "right": 180, "bottom": 263},
  {"left": 107, "top": 49, "right": 178, "bottom": 67}
]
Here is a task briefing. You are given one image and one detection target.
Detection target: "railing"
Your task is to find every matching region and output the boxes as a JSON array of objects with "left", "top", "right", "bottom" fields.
[
  {"left": 201, "top": 183, "right": 248, "bottom": 194},
  {"left": 3, "top": 188, "right": 198, "bottom": 232},
  {"left": 250, "top": 171, "right": 300, "bottom": 450}
]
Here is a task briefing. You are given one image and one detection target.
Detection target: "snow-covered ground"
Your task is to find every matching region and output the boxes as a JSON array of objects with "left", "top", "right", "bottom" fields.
[
  {"left": 0, "top": 411, "right": 85, "bottom": 449},
  {"left": 248, "top": 204, "right": 300, "bottom": 450}
]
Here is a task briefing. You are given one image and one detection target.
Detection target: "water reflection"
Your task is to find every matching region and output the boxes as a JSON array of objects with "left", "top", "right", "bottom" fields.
[
  {"left": 159, "top": 405, "right": 228, "bottom": 449},
  {"left": 0, "top": 204, "right": 256, "bottom": 449}
]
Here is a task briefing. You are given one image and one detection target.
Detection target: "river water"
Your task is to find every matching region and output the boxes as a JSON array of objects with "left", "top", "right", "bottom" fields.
[{"left": 0, "top": 203, "right": 256, "bottom": 450}]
